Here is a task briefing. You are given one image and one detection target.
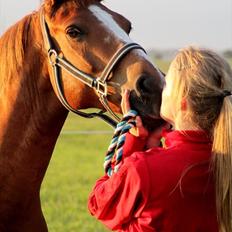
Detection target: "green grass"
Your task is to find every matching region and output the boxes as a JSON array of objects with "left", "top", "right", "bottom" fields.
[
  {"left": 228, "top": 58, "right": 232, "bottom": 67},
  {"left": 153, "top": 58, "right": 170, "bottom": 73},
  {"left": 41, "top": 114, "right": 112, "bottom": 232}
]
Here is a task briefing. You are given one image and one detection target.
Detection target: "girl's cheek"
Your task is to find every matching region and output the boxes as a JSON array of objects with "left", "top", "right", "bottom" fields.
[{"left": 164, "top": 80, "right": 174, "bottom": 97}]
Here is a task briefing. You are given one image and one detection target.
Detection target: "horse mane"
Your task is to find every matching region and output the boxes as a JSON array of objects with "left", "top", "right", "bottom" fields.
[{"left": 0, "top": 14, "right": 33, "bottom": 89}]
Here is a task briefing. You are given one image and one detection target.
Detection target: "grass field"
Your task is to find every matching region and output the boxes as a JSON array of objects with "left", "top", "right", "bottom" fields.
[{"left": 41, "top": 114, "right": 112, "bottom": 232}]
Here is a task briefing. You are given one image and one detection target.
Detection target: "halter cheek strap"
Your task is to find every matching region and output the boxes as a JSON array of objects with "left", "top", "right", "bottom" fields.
[{"left": 40, "top": 10, "right": 146, "bottom": 128}]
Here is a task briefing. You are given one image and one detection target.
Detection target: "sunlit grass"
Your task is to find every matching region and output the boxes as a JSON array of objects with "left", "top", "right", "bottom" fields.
[
  {"left": 153, "top": 58, "right": 170, "bottom": 73},
  {"left": 41, "top": 114, "right": 111, "bottom": 232}
]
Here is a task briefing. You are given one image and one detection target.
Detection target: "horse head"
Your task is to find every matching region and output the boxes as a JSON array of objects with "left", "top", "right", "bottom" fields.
[{"left": 42, "top": 0, "right": 165, "bottom": 130}]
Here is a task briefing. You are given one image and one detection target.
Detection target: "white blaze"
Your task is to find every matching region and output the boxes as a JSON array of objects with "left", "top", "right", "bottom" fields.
[
  {"left": 89, "top": 5, "right": 132, "bottom": 43},
  {"left": 89, "top": 5, "right": 154, "bottom": 65}
]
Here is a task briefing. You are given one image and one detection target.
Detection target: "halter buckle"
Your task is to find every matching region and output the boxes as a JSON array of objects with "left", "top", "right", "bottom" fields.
[
  {"left": 48, "top": 49, "right": 58, "bottom": 66},
  {"left": 96, "top": 79, "right": 107, "bottom": 96}
]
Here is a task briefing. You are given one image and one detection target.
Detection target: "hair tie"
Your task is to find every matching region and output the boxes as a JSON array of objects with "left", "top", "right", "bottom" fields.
[{"left": 222, "top": 90, "right": 232, "bottom": 98}]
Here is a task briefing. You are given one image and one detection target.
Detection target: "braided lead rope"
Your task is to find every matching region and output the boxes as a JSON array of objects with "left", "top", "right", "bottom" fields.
[{"left": 104, "top": 110, "right": 138, "bottom": 176}]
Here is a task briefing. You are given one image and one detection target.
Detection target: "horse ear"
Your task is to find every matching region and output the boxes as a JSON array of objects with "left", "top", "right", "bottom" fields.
[
  {"left": 44, "top": 0, "right": 64, "bottom": 6},
  {"left": 44, "top": 0, "right": 65, "bottom": 16}
]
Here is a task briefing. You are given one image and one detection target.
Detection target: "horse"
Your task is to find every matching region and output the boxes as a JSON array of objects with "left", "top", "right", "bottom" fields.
[{"left": 0, "top": 0, "right": 164, "bottom": 231}]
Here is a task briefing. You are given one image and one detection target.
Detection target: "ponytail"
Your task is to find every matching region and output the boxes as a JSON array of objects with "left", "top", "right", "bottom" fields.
[
  {"left": 170, "top": 46, "right": 232, "bottom": 231},
  {"left": 212, "top": 96, "right": 232, "bottom": 232}
]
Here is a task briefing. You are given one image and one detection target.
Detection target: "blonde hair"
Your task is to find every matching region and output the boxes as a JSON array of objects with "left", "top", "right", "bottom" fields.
[{"left": 168, "top": 46, "right": 232, "bottom": 232}]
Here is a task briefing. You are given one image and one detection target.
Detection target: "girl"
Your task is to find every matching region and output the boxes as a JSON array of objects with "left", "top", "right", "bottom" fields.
[{"left": 88, "top": 47, "right": 232, "bottom": 232}]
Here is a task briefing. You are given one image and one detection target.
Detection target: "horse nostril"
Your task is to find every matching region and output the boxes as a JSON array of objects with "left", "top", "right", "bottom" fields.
[{"left": 136, "top": 75, "right": 156, "bottom": 95}]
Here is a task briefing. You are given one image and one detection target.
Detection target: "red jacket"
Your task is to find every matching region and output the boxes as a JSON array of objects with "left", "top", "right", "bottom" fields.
[{"left": 88, "top": 130, "right": 218, "bottom": 231}]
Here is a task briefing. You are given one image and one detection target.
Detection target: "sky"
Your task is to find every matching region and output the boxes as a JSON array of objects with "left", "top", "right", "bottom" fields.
[{"left": 0, "top": 0, "right": 231, "bottom": 51}]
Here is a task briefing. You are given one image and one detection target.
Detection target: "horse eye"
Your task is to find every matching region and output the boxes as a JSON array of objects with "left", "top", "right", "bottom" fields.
[{"left": 66, "top": 26, "right": 83, "bottom": 39}]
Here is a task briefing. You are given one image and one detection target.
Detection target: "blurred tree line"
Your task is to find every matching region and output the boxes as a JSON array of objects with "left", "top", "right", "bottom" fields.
[
  {"left": 148, "top": 49, "right": 232, "bottom": 70},
  {"left": 223, "top": 50, "right": 232, "bottom": 59}
]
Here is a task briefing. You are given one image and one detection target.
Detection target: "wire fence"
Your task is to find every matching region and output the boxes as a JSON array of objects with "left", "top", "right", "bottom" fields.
[{"left": 61, "top": 130, "right": 113, "bottom": 135}]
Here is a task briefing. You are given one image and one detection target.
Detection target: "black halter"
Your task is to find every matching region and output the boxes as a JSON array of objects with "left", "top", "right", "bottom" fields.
[{"left": 40, "top": 11, "right": 146, "bottom": 128}]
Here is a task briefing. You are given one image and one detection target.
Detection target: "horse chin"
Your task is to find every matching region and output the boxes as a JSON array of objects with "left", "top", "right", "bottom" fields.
[
  {"left": 140, "top": 115, "right": 165, "bottom": 132},
  {"left": 129, "top": 90, "right": 165, "bottom": 132}
]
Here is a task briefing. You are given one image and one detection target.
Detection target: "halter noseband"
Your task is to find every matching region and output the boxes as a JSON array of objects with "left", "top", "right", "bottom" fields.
[{"left": 40, "top": 11, "right": 146, "bottom": 128}]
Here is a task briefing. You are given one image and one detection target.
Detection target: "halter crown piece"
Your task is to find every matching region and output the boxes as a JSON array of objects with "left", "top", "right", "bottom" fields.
[{"left": 39, "top": 10, "right": 146, "bottom": 128}]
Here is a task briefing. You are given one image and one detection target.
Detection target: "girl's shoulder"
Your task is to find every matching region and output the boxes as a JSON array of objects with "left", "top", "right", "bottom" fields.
[{"left": 123, "top": 148, "right": 168, "bottom": 178}]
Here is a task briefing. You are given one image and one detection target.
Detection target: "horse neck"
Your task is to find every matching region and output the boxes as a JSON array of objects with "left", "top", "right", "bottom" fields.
[{"left": 0, "top": 12, "right": 68, "bottom": 177}]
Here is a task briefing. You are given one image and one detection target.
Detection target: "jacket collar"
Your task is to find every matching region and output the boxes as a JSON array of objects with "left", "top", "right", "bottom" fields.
[{"left": 162, "top": 130, "right": 212, "bottom": 148}]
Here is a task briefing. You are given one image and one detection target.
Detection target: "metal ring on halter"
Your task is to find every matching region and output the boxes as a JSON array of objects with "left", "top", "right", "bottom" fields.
[
  {"left": 95, "top": 78, "right": 107, "bottom": 96},
  {"left": 48, "top": 49, "right": 58, "bottom": 66}
]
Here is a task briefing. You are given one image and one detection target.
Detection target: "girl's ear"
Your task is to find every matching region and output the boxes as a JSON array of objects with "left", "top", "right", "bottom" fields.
[{"left": 181, "top": 98, "right": 187, "bottom": 111}]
